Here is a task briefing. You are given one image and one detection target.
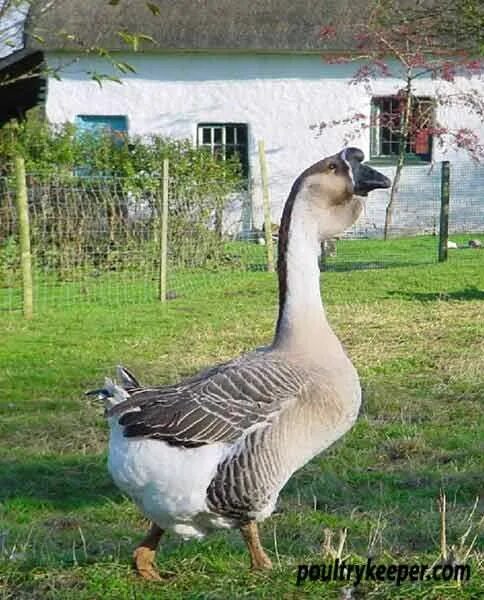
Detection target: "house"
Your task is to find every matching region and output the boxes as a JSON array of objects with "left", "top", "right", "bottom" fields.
[{"left": 7, "top": 0, "right": 484, "bottom": 235}]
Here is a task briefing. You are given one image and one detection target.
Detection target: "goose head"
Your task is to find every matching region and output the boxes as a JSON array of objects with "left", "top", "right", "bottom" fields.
[
  {"left": 275, "top": 149, "right": 391, "bottom": 344},
  {"left": 287, "top": 147, "right": 391, "bottom": 241}
]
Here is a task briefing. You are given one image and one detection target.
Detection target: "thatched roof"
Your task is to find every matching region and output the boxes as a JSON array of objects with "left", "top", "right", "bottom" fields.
[
  {"left": 24, "top": 0, "right": 372, "bottom": 53},
  {"left": 24, "top": 0, "right": 473, "bottom": 55}
]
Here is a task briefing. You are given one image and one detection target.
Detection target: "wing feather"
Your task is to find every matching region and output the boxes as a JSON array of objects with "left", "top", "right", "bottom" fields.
[{"left": 110, "top": 352, "right": 309, "bottom": 448}]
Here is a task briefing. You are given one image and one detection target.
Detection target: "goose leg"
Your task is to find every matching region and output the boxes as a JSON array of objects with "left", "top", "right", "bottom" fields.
[
  {"left": 240, "top": 521, "right": 273, "bottom": 570},
  {"left": 133, "top": 522, "right": 164, "bottom": 581}
]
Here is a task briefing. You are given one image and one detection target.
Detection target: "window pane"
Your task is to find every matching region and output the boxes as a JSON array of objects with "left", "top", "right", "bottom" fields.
[
  {"left": 381, "top": 140, "right": 391, "bottom": 155},
  {"left": 213, "top": 144, "right": 224, "bottom": 158},
  {"left": 202, "top": 128, "right": 211, "bottom": 144},
  {"left": 236, "top": 125, "right": 247, "bottom": 144},
  {"left": 226, "top": 127, "right": 235, "bottom": 144},
  {"left": 196, "top": 123, "right": 249, "bottom": 177},
  {"left": 76, "top": 115, "right": 127, "bottom": 134}
]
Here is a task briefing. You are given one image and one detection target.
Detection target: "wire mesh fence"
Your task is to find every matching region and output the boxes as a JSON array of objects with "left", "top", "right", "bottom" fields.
[
  {"left": 0, "top": 172, "right": 265, "bottom": 313},
  {"left": 1, "top": 160, "right": 483, "bottom": 315},
  {"left": 322, "top": 161, "right": 484, "bottom": 271}
]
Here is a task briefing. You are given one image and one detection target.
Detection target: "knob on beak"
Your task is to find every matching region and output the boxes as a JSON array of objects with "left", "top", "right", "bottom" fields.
[{"left": 340, "top": 147, "right": 392, "bottom": 196}]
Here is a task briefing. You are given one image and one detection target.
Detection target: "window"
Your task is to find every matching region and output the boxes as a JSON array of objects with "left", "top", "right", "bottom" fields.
[
  {"left": 197, "top": 123, "right": 249, "bottom": 178},
  {"left": 74, "top": 115, "right": 128, "bottom": 176},
  {"left": 75, "top": 115, "right": 128, "bottom": 143},
  {"left": 370, "top": 97, "right": 434, "bottom": 163}
]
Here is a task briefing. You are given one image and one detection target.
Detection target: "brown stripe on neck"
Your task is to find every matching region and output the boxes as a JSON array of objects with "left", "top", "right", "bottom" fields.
[
  {"left": 274, "top": 176, "right": 301, "bottom": 337},
  {"left": 274, "top": 158, "right": 329, "bottom": 338}
]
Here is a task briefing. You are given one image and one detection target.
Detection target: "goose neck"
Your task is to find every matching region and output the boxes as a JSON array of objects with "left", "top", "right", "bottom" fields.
[{"left": 273, "top": 201, "right": 331, "bottom": 351}]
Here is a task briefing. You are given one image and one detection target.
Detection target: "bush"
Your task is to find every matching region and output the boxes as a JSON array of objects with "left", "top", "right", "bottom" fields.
[
  {"left": 0, "top": 111, "right": 245, "bottom": 278},
  {"left": 0, "top": 236, "right": 20, "bottom": 288}
]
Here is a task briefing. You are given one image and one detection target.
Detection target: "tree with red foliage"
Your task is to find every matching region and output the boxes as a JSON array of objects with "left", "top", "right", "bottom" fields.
[{"left": 317, "top": 0, "right": 484, "bottom": 239}]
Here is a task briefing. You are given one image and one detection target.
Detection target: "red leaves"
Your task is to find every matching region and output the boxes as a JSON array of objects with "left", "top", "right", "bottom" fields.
[
  {"left": 430, "top": 127, "right": 484, "bottom": 162},
  {"left": 428, "top": 58, "right": 484, "bottom": 81},
  {"left": 325, "top": 55, "right": 352, "bottom": 65},
  {"left": 316, "top": 5, "right": 484, "bottom": 163},
  {"left": 354, "top": 31, "right": 371, "bottom": 50},
  {"left": 464, "top": 59, "right": 484, "bottom": 73},
  {"left": 439, "top": 61, "right": 457, "bottom": 82},
  {"left": 407, "top": 53, "right": 427, "bottom": 68},
  {"left": 319, "top": 25, "right": 337, "bottom": 39},
  {"left": 449, "top": 128, "right": 484, "bottom": 161},
  {"left": 310, "top": 112, "right": 369, "bottom": 138},
  {"left": 427, "top": 126, "right": 449, "bottom": 137},
  {"left": 373, "top": 59, "right": 391, "bottom": 77},
  {"left": 350, "top": 60, "right": 392, "bottom": 84},
  {"left": 454, "top": 128, "right": 478, "bottom": 148}
]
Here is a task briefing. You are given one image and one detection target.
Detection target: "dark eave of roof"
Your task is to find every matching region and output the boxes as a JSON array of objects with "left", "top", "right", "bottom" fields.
[
  {"left": 0, "top": 48, "right": 42, "bottom": 72},
  {"left": 0, "top": 49, "right": 45, "bottom": 126}
]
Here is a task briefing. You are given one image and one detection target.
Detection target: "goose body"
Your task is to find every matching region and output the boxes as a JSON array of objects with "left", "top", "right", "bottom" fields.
[
  {"left": 91, "top": 148, "right": 390, "bottom": 576},
  {"left": 106, "top": 347, "right": 360, "bottom": 539}
]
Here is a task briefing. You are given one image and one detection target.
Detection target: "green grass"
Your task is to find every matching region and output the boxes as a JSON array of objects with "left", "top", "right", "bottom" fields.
[
  {"left": 2, "top": 235, "right": 482, "bottom": 314},
  {"left": 1, "top": 238, "right": 483, "bottom": 599}
]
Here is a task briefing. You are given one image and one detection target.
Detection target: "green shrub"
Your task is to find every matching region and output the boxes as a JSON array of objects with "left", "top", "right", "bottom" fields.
[
  {"left": 0, "top": 236, "right": 20, "bottom": 288},
  {"left": 0, "top": 111, "right": 245, "bottom": 279}
]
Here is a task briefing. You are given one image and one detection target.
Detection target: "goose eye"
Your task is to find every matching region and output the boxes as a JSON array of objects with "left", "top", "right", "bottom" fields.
[{"left": 328, "top": 163, "right": 337, "bottom": 172}]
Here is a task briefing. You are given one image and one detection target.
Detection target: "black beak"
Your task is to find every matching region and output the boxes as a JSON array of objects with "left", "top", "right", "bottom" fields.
[
  {"left": 354, "top": 163, "right": 392, "bottom": 196},
  {"left": 340, "top": 147, "right": 392, "bottom": 197}
]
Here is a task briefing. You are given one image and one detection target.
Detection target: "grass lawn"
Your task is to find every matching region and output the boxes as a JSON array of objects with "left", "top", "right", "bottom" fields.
[{"left": 0, "top": 238, "right": 483, "bottom": 599}]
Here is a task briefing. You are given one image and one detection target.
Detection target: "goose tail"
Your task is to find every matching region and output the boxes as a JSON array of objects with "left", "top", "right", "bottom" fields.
[
  {"left": 116, "top": 365, "right": 141, "bottom": 391},
  {"left": 85, "top": 365, "right": 141, "bottom": 412}
]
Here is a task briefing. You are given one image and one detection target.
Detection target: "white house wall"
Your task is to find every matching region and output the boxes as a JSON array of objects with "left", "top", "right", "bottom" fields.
[{"left": 45, "top": 52, "right": 484, "bottom": 235}]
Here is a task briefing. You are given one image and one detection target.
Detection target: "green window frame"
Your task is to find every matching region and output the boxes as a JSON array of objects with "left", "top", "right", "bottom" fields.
[{"left": 370, "top": 96, "right": 434, "bottom": 164}]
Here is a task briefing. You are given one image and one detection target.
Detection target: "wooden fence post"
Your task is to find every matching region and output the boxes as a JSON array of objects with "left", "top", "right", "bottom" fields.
[
  {"left": 14, "top": 155, "right": 33, "bottom": 319},
  {"left": 257, "top": 140, "right": 275, "bottom": 272},
  {"left": 438, "top": 161, "right": 450, "bottom": 263},
  {"left": 159, "top": 158, "right": 169, "bottom": 302}
]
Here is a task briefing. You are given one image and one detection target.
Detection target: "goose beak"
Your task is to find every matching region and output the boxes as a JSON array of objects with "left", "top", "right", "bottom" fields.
[
  {"left": 340, "top": 147, "right": 391, "bottom": 197},
  {"left": 353, "top": 164, "right": 391, "bottom": 197}
]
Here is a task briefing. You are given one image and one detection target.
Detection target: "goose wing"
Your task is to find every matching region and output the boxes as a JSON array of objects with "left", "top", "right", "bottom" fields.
[{"left": 109, "top": 353, "right": 308, "bottom": 448}]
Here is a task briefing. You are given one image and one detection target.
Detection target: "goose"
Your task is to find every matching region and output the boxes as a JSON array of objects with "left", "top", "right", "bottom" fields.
[{"left": 88, "top": 147, "right": 390, "bottom": 580}]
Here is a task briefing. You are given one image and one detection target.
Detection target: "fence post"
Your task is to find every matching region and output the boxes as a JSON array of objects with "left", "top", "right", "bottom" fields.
[
  {"left": 14, "top": 155, "right": 33, "bottom": 319},
  {"left": 257, "top": 140, "right": 275, "bottom": 272},
  {"left": 438, "top": 161, "right": 450, "bottom": 263},
  {"left": 159, "top": 159, "right": 169, "bottom": 302}
]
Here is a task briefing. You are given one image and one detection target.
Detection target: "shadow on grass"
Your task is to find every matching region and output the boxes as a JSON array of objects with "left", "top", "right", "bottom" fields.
[
  {"left": 284, "top": 463, "right": 482, "bottom": 518},
  {"left": 321, "top": 259, "right": 433, "bottom": 272},
  {"left": 3, "top": 451, "right": 481, "bottom": 514},
  {"left": 0, "top": 455, "right": 121, "bottom": 510},
  {"left": 388, "top": 285, "right": 484, "bottom": 302}
]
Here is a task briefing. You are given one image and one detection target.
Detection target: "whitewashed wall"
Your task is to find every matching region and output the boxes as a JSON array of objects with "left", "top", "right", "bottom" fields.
[{"left": 45, "top": 52, "right": 484, "bottom": 234}]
